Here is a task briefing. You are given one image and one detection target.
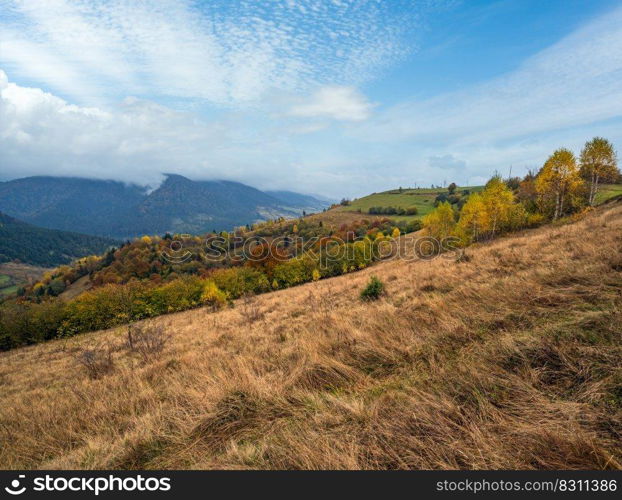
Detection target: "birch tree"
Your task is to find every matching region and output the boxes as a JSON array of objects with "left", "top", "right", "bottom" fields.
[
  {"left": 535, "top": 149, "right": 583, "bottom": 220},
  {"left": 579, "top": 137, "right": 619, "bottom": 206}
]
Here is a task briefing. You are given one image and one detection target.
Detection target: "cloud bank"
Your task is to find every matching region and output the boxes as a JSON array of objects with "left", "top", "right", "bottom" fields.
[{"left": 1, "top": 2, "right": 622, "bottom": 198}]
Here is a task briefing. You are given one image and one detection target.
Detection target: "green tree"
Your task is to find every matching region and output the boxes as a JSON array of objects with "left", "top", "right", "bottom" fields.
[{"left": 579, "top": 137, "right": 619, "bottom": 206}]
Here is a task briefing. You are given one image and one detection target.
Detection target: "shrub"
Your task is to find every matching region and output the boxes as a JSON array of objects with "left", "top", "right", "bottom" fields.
[
  {"left": 201, "top": 280, "right": 228, "bottom": 310},
  {"left": 127, "top": 322, "right": 170, "bottom": 362},
  {"left": 360, "top": 275, "right": 385, "bottom": 301},
  {"left": 239, "top": 293, "right": 264, "bottom": 324},
  {"left": 75, "top": 344, "right": 114, "bottom": 379},
  {"left": 405, "top": 220, "right": 422, "bottom": 233},
  {"left": 211, "top": 267, "right": 270, "bottom": 299}
]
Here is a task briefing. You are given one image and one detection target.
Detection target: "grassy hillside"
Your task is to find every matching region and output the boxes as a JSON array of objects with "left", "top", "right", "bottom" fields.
[
  {"left": 1, "top": 201, "right": 621, "bottom": 469},
  {"left": 342, "top": 184, "right": 622, "bottom": 222},
  {"left": 595, "top": 183, "right": 622, "bottom": 204},
  {"left": 341, "top": 186, "right": 483, "bottom": 221}
]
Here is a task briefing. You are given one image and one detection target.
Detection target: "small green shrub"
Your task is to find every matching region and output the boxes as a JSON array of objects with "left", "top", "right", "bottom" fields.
[{"left": 360, "top": 275, "right": 385, "bottom": 301}]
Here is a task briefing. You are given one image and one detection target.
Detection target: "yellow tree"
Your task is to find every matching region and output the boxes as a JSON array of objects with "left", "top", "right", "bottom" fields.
[
  {"left": 580, "top": 137, "right": 619, "bottom": 206},
  {"left": 535, "top": 148, "right": 583, "bottom": 220},
  {"left": 422, "top": 201, "right": 456, "bottom": 241},
  {"left": 456, "top": 192, "right": 487, "bottom": 243},
  {"left": 480, "top": 176, "right": 516, "bottom": 236}
]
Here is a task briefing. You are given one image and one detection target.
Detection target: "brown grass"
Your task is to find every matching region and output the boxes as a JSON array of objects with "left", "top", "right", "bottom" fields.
[{"left": 1, "top": 203, "right": 622, "bottom": 470}]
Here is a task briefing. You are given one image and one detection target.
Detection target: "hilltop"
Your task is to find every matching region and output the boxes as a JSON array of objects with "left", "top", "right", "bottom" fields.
[
  {"left": 338, "top": 185, "right": 483, "bottom": 221},
  {"left": 0, "top": 200, "right": 620, "bottom": 469}
]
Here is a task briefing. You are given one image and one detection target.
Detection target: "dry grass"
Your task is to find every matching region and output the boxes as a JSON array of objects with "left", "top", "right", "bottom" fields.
[{"left": 1, "top": 203, "right": 622, "bottom": 470}]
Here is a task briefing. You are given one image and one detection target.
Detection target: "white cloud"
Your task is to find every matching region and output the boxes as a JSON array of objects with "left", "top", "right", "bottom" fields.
[
  {"left": 0, "top": 0, "right": 422, "bottom": 106},
  {"left": 287, "top": 86, "right": 374, "bottom": 121},
  {"left": 428, "top": 154, "right": 466, "bottom": 171},
  {"left": 357, "top": 5, "right": 622, "bottom": 145}
]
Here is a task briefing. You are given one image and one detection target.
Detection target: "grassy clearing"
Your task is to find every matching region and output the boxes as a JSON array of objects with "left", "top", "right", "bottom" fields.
[
  {"left": 0, "top": 274, "right": 17, "bottom": 297},
  {"left": 0, "top": 263, "right": 50, "bottom": 298},
  {"left": 595, "top": 184, "right": 622, "bottom": 204},
  {"left": 0, "top": 201, "right": 621, "bottom": 469}
]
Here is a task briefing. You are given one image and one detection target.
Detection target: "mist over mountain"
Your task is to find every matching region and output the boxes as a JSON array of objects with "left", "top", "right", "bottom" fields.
[{"left": 0, "top": 175, "right": 330, "bottom": 239}]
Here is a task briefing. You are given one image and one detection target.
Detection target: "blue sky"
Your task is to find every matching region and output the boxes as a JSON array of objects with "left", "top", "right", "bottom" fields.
[{"left": 1, "top": 0, "right": 621, "bottom": 197}]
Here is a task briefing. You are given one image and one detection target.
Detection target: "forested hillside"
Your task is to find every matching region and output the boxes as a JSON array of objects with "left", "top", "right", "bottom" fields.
[{"left": 0, "top": 212, "right": 118, "bottom": 267}]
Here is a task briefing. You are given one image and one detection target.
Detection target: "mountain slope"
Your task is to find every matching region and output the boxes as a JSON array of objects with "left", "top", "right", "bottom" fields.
[
  {"left": 134, "top": 175, "right": 296, "bottom": 235},
  {"left": 0, "top": 212, "right": 118, "bottom": 267},
  {"left": 0, "top": 176, "right": 331, "bottom": 238},
  {"left": 0, "top": 177, "right": 148, "bottom": 238},
  {"left": 264, "top": 190, "right": 330, "bottom": 213},
  {"left": 1, "top": 201, "right": 620, "bottom": 469}
]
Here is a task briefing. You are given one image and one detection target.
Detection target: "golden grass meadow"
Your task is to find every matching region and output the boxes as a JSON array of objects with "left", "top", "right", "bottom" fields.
[{"left": 1, "top": 200, "right": 621, "bottom": 470}]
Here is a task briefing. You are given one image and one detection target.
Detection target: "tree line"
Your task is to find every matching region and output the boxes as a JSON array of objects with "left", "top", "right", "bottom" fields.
[{"left": 423, "top": 137, "right": 620, "bottom": 245}]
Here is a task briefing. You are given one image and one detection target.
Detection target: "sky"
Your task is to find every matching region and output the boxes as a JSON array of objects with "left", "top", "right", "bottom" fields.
[{"left": 1, "top": 0, "right": 621, "bottom": 198}]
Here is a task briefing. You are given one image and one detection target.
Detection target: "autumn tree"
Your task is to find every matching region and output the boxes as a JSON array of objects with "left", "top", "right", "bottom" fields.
[
  {"left": 480, "top": 176, "right": 522, "bottom": 236},
  {"left": 579, "top": 137, "right": 619, "bottom": 206},
  {"left": 422, "top": 201, "right": 456, "bottom": 241},
  {"left": 456, "top": 176, "right": 525, "bottom": 244},
  {"left": 535, "top": 148, "right": 583, "bottom": 220},
  {"left": 456, "top": 192, "right": 486, "bottom": 243}
]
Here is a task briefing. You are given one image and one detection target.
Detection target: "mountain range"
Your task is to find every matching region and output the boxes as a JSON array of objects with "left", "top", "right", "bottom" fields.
[{"left": 0, "top": 175, "right": 331, "bottom": 239}]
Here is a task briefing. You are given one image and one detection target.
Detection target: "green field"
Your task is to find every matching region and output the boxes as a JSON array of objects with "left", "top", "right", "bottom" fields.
[
  {"left": 0, "top": 274, "right": 18, "bottom": 297},
  {"left": 595, "top": 184, "right": 622, "bottom": 204},
  {"left": 340, "top": 186, "right": 483, "bottom": 221},
  {"left": 341, "top": 183, "right": 622, "bottom": 222}
]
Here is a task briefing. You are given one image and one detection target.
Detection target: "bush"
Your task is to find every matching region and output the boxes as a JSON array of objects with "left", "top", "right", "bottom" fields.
[
  {"left": 201, "top": 280, "right": 228, "bottom": 310},
  {"left": 360, "top": 275, "right": 385, "bottom": 301},
  {"left": 127, "top": 322, "right": 170, "bottom": 362},
  {"left": 239, "top": 293, "right": 264, "bottom": 324},
  {"left": 75, "top": 344, "right": 114, "bottom": 379},
  {"left": 211, "top": 267, "right": 270, "bottom": 299}
]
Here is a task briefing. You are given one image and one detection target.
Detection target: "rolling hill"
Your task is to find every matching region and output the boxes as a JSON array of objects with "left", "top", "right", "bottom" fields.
[
  {"left": 0, "top": 212, "right": 118, "bottom": 267},
  {"left": 0, "top": 200, "right": 620, "bottom": 469},
  {"left": 340, "top": 185, "right": 484, "bottom": 221},
  {"left": 0, "top": 175, "right": 331, "bottom": 239}
]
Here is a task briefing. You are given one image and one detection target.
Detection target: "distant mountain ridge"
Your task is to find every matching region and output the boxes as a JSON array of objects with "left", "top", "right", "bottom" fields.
[
  {"left": 0, "top": 211, "right": 118, "bottom": 267},
  {"left": 264, "top": 190, "right": 334, "bottom": 212},
  {"left": 0, "top": 175, "right": 330, "bottom": 239}
]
